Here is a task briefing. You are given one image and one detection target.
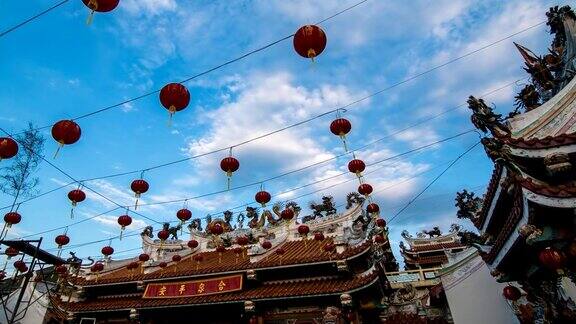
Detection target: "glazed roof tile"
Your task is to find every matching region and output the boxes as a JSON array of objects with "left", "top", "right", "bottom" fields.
[
  {"left": 57, "top": 271, "right": 379, "bottom": 313},
  {"left": 75, "top": 239, "right": 372, "bottom": 286},
  {"left": 405, "top": 242, "right": 465, "bottom": 252}
]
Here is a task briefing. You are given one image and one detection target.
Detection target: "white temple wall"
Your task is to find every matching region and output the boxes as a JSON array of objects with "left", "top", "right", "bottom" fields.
[{"left": 440, "top": 249, "right": 519, "bottom": 324}]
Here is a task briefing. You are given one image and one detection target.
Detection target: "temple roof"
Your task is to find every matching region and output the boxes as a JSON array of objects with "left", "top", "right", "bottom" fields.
[
  {"left": 56, "top": 270, "right": 378, "bottom": 313},
  {"left": 403, "top": 241, "right": 465, "bottom": 253},
  {"left": 75, "top": 238, "right": 372, "bottom": 286}
]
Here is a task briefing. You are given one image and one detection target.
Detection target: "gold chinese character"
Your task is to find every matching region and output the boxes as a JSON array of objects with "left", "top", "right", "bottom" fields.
[
  {"left": 218, "top": 280, "right": 226, "bottom": 291},
  {"left": 197, "top": 283, "right": 205, "bottom": 294},
  {"left": 158, "top": 286, "right": 167, "bottom": 296},
  {"left": 179, "top": 284, "right": 186, "bottom": 295}
]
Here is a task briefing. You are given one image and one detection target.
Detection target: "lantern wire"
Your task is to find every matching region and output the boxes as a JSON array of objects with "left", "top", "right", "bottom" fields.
[
  {"left": 8, "top": 19, "right": 543, "bottom": 141},
  {"left": 0, "top": 127, "right": 163, "bottom": 226},
  {"left": 47, "top": 147, "right": 483, "bottom": 255},
  {"left": 18, "top": 132, "right": 477, "bottom": 245},
  {"left": 388, "top": 141, "right": 482, "bottom": 224},
  {"left": 0, "top": 76, "right": 520, "bottom": 213},
  {"left": 0, "top": 0, "right": 70, "bottom": 39}
]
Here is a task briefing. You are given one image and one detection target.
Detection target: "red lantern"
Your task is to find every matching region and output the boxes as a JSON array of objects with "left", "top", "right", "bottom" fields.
[
  {"left": 503, "top": 285, "right": 522, "bottom": 301},
  {"left": 55, "top": 265, "right": 68, "bottom": 276},
  {"left": 210, "top": 223, "right": 224, "bottom": 236},
  {"left": 4, "top": 211, "right": 21, "bottom": 228},
  {"left": 539, "top": 247, "right": 565, "bottom": 272},
  {"left": 0, "top": 271, "right": 5, "bottom": 281},
  {"left": 127, "top": 262, "right": 139, "bottom": 271},
  {"left": 68, "top": 189, "right": 86, "bottom": 207},
  {"left": 255, "top": 190, "right": 271, "bottom": 207},
  {"left": 293, "top": 25, "right": 327, "bottom": 60},
  {"left": 216, "top": 246, "right": 227, "bottom": 253},
  {"left": 91, "top": 262, "right": 104, "bottom": 273},
  {"left": 366, "top": 203, "right": 380, "bottom": 215},
  {"left": 14, "top": 260, "right": 27, "bottom": 273},
  {"left": 157, "top": 229, "right": 169, "bottom": 242},
  {"left": 101, "top": 246, "right": 114, "bottom": 257},
  {"left": 280, "top": 208, "right": 294, "bottom": 221},
  {"left": 323, "top": 243, "right": 335, "bottom": 253},
  {"left": 117, "top": 214, "right": 132, "bottom": 240},
  {"left": 138, "top": 253, "right": 150, "bottom": 262},
  {"left": 376, "top": 218, "right": 386, "bottom": 228},
  {"left": 158, "top": 261, "right": 167, "bottom": 269},
  {"left": 159, "top": 83, "right": 191, "bottom": 121},
  {"left": 330, "top": 118, "right": 352, "bottom": 151},
  {"left": 55, "top": 234, "right": 70, "bottom": 249},
  {"left": 298, "top": 224, "right": 310, "bottom": 236},
  {"left": 358, "top": 183, "right": 373, "bottom": 197},
  {"left": 5, "top": 247, "right": 19, "bottom": 258},
  {"left": 82, "top": 0, "right": 120, "bottom": 24},
  {"left": 172, "top": 255, "right": 182, "bottom": 262},
  {"left": 130, "top": 179, "right": 149, "bottom": 210},
  {"left": 193, "top": 254, "right": 203, "bottom": 269},
  {"left": 51, "top": 120, "right": 81, "bottom": 158},
  {"left": 177, "top": 208, "right": 192, "bottom": 225},
  {"left": 236, "top": 236, "right": 249, "bottom": 246},
  {"left": 314, "top": 232, "right": 325, "bottom": 241},
  {"left": 275, "top": 248, "right": 285, "bottom": 256},
  {"left": 348, "top": 159, "right": 366, "bottom": 177},
  {"left": 261, "top": 241, "right": 272, "bottom": 250},
  {"left": 187, "top": 240, "right": 199, "bottom": 249},
  {"left": 220, "top": 156, "right": 240, "bottom": 190},
  {"left": 0, "top": 137, "right": 18, "bottom": 161},
  {"left": 374, "top": 235, "right": 385, "bottom": 244}
]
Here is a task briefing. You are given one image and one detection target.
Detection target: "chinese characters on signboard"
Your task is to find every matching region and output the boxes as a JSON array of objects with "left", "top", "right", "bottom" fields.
[{"left": 143, "top": 274, "right": 243, "bottom": 299}]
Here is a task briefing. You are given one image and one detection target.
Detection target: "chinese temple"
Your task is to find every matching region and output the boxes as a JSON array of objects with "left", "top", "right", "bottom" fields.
[
  {"left": 399, "top": 227, "right": 466, "bottom": 271},
  {"left": 47, "top": 195, "right": 400, "bottom": 323},
  {"left": 456, "top": 5, "right": 576, "bottom": 323}
]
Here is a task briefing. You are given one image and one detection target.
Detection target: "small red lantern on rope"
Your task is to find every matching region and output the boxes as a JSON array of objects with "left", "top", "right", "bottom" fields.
[
  {"left": 126, "top": 261, "right": 139, "bottom": 277},
  {"left": 67, "top": 188, "right": 86, "bottom": 219},
  {"left": 138, "top": 253, "right": 150, "bottom": 263},
  {"left": 130, "top": 178, "right": 149, "bottom": 210},
  {"left": 193, "top": 254, "right": 203, "bottom": 270},
  {"left": 51, "top": 120, "right": 81, "bottom": 158},
  {"left": 314, "top": 232, "right": 325, "bottom": 242},
  {"left": 157, "top": 229, "right": 169, "bottom": 249},
  {"left": 233, "top": 247, "right": 242, "bottom": 263},
  {"left": 209, "top": 223, "right": 224, "bottom": 236},
  {"left": 14, "top": 260, "right": 27, "bottom": 273},
  {"left": 5, "top": 247, "right": 19, "bottom": 258},
  {"left": 375, "top": 218, "right": 386, "bottom": 228},
  {"left": 298, "top": 224, "right": 310, "bottom": 237},
  {"left": 101, "top": 245, "right": 114, "bottom": 259},
  {"left": 255, "top": 190, "right": 271, "bottom": 208},
  {"left": 348, "top": 159, "right": 366, "bottom": 178},
  {"left": 91, "top": 262, "right": 104, "bottom": 280},
  {"left": 366, "top": 203, "right": 380, "bottom": 216},
  {"left": 539, "top": 247, "right": 565, "bottom": 273},
  {"left": 82, "top": 0, "right": 120, "bottom": 24},
  {"left": 216, "top": 245, "right": 226, "bottom": 264},
  {"left": 117, "top": 214, "right": 132, "bottom": 240},
  {"left": 159, "top": 83, "right": 191, "bottom": 124},
  {"left": 503, "top": 285, "right": 522, "bottom": 301},
  {"left": 280, "top": 208, "right": 294, "bottom": 222},
  {"left": 220, "top": 151, "right": 240, "bottom": 190},
  {"left": 293, "top": 25, "right": 327, "bottom": 61},
  {"left": 276, "top": 247, "right": 286, "bottom": 265},
  {"left": 4, "top": 211, "right": 21, "bottom": 229},
  {"left": 330, "top": 118, "right": 352, "bottom": 151},
  {"left": 358, "top": 183, "right": 373, "bottom": 197},
  {"left": 176, "top": 208, "right": 192, "bottom": 227},
  {"left": 158, "top": 261, "right": 167, "bottom": 271},
  {"left": 261, "top": 241, "right": 272, "bottom": 250},
  {"left": 187, "top": 239, "right": 199, "bottom": 249},
  {"left": 172, "top": 254, "right": 182, "bottom": 271},
  {"left": 0, "top": 138, "right": 18, "bottom": 161},
  {"left": 323, "top": 242, "right": 335, "bottom": 253},
  {"left": 374, "top": 234, "right": 386, "bottom": 244},
  {"left": 237, "top": 236, "right": 249, "bottom": 257},
  {"left": 55, "top": 232, "right": 70, "bottom": 257}
]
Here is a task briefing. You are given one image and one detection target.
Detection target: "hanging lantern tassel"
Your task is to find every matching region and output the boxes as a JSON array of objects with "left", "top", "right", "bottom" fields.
[
  {"left": 134, "top": 193, "right": 140, "bottom": 210},
  {"left": 86, "top": 0, "right": 97, "bottom": 25},
  {"left": 168, "top": 105, "right": 176, "bottom": 126},
  {"left": 339, "top": 133, "right": 348, "bottom": 152},
  {"left": 53, "top": 141, "right": 64, "bottom": 159},
  {"left": 226, "top": 171, "right": 232, "bottom": 190},
  {"left": 120, "top": 226, "right": 125, "bottom": 240}
]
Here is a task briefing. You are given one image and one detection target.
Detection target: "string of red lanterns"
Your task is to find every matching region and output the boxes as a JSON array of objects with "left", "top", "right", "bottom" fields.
[
  {"left": 160, "top": 83, "right": 191, "bottom": 124},
  {"left": 220, "top": 150, "right": 240, "bottom": 190},
  {"left": 293, "top": 25, "right": 327, "bottom": 62},
  {"left": 0, "top": 137, "right": 18, "bottom": 161},
  {"left": 130, "top": 178, "right": 149, "bottom": 210},
  {"left": 51, "top": 120, "right": 81, "bottom": 158}
]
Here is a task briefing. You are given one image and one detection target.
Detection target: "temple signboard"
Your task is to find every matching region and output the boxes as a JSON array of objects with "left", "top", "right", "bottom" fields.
[{"left": 143, "top": 274, "right": 243, "bottom": 298}]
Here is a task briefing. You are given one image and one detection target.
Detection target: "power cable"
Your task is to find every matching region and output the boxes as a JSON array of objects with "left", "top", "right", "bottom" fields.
[
  {"left": 389, "top": 141, "right": 481, "bottom": 224},
  {"left": 0, "top": 0, "right": 70, "bottom": 38}
]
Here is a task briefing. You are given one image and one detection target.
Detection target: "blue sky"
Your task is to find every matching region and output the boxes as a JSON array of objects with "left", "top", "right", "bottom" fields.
[{"left": 0, "top": 0, "right": 562, "bottom": 263}]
